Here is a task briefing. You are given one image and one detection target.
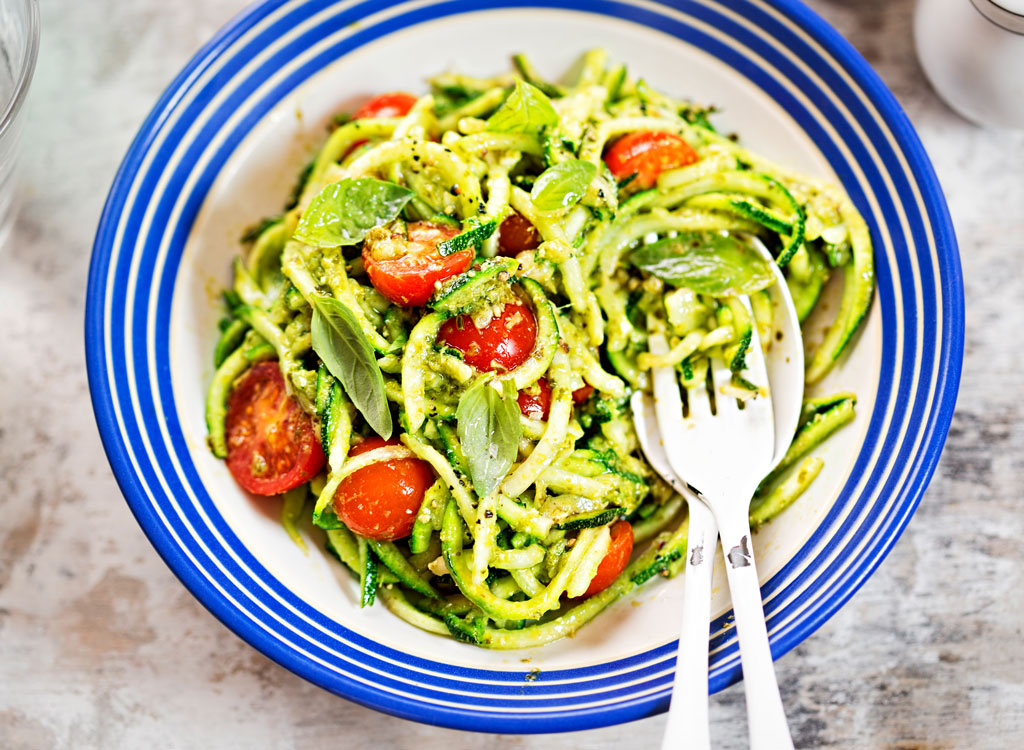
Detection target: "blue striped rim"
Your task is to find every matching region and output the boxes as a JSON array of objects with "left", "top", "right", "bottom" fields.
[{"left": 85, "top": 0, "right": 962, "bottom": 733}]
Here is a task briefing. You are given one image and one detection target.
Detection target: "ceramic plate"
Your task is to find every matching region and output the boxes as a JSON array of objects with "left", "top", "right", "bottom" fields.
[{"left": 86, "top": 0, "right": 962, "bottom": 732}]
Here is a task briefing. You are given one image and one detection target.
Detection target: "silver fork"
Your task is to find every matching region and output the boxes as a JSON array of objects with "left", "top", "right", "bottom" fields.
[
  {"left": 631, "top": 388, "right": 719, "bottom": 750},
  {"left": 651, "top": 302, "right": 794, "bottom": 750}
]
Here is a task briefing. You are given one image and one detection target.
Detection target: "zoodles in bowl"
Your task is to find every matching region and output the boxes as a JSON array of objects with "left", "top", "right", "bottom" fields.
[{"left": 205, "top": 50, "right": 873, "bottom": 649}]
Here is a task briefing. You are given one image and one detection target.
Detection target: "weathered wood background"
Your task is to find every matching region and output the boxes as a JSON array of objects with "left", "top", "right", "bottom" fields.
[{"left": 1, "top": 1, "right": 1021, "bottom": 747}]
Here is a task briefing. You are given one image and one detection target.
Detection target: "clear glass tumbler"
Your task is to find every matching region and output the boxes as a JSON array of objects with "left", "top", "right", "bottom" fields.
[{"left": 0, "top": 0, "right": 39, "bottom": 246}]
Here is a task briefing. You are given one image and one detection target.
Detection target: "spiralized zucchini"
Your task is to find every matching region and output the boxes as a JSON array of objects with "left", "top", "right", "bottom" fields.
[{"left": 207, "top": 50, "right": 872, "bottom": 648}]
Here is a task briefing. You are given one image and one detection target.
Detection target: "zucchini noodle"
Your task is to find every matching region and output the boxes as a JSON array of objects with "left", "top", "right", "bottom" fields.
[{"left": 206, "top": 50, "right": 873, "bottom": 648}]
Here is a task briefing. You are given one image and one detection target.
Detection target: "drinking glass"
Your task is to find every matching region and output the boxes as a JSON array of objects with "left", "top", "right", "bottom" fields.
[{"left": 0, "top": 0, "right": 39, "bottom": 246}]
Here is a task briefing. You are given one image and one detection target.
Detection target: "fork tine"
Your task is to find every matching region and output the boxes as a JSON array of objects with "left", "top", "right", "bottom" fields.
[
  {"left": 649, "top": 332, "right": 711, "bottom": 477},
  {"left": 710, "top": 356, "right": 737, "bottom": 415},
  {"left": 649, "top": 332, "right": 686, "bottom": 420},
  {"left": 687, "top": 377, "right": 713, "bottom": 422},
  {"left": 719, "top": 298, "right": 776, "bottom": 445},
  {"left": 630, "top": 391, "right": 688, "bottom": 496}
]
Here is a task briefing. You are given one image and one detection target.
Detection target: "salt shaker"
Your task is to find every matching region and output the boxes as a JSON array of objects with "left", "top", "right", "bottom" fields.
[{"left": 915, "top": 0, "right": 1024, "bottom": 129}]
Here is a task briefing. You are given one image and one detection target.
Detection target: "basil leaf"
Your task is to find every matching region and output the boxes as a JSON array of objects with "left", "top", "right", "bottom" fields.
[
  {"left": 486, "top": 80, "right": 559, "bottom": 134},
  {"left": 311, "top": 297, "right": 393, "bottom": 439},
  {"left": 295, "top": 177, "right": 413, "bottom": 248},
  {"left": 531, "top": 160, "right": 597, "bottom": 212},
  {"left": 456, "top": 378, "right": 522, "bottom": 497},
  {"left": 630, "top": 232, "right": 774, "bottom": 296}
]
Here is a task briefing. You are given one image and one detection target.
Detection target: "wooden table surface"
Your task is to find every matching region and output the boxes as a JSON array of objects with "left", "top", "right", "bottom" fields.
[{"left": 1, "top": 1, "right": 1021, "bottom": 747}]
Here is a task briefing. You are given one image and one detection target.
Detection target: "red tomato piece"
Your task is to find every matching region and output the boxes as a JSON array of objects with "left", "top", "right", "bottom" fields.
[
  {"left": 352, "top": 92, "right": 419, "bottom": 120},
  {"left": 497, "top": 212, "right": 541, "bottom": 256},
  {"left": 437, "top": 302, "right": 538, "bottom": 372},
  {"left": 517, "top": 377, "right": 552, "bottom": 420},
  {"left": 584, "top": 521, "right": 634, "bottom": 597},
  {"left": 518, "top": 380, "right": 593, "bottom": 420},
  {"left": 346, "top": 92, "right": 419, "bottom": 155},
  {"left": 363, "top": 221, "right": 472, "bottom": 307},
  {"left": 334, "top": 436, "right": 435, "bottom": 541},
  {"left": 225, "top": 362, "right": 326, "bottom": 496},
  {"left": 572, "top": 384, "right": 595, "bottom": 404},
  {"left": 603, "top": 131, "right": 698, "bottom": 190}
]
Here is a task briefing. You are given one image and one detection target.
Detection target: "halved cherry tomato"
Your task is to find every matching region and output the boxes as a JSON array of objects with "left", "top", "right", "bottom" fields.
[
  {"left": 572, "top": 384, "right": 595, "bottom": 404},
  {"left": 603, "top": 131, "right": 698, "bottom": 190},
  {"left": 584, "top": 520, "right": 634, "bottom": 597},
  {"left": 517, "top": 377, "right": 552, "bottom": 420},
  {"left": 437, "top": 302, "right": 537, "bottom": 372},
  {"left": 363, "top": 221, "right": 472, "bottom": 307},
  {"left": 225, "top": 362, "right": 326, "bottom": 496},
  {"left": 497, "top": 212, "right": 540, "bottom": 256},
  {"left": 352, "top": 92, "right": 418, "bottom": 120},
  {"left": 346, "top": 92, "right": 419, "bottom": 155},
  {"left": 517, "top": 380, "right": 595, "bottom": 420},
  {"left": 334, "top": 437, "right": 435, "bottom": 541}
]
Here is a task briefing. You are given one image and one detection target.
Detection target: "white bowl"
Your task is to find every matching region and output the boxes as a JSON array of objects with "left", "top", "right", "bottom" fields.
[{"left": 86, "top": 0, "right": 963, "bottom": 732}]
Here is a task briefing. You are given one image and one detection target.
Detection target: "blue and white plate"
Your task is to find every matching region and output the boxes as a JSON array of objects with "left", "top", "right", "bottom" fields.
[{"left": 86, "top": 0, "right": 963, "bottom": 733}]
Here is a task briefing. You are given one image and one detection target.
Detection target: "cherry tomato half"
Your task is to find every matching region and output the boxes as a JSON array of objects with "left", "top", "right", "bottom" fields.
[
  {"left": 497, "top": 212, "right": 541, "bottom": 256},
  {"left": 345, "top": 92, "right": 419, "bottom": 155},
  {"left": 225, "top": 362, "right": 326, "bottom": 496},
  {"left": 517, "top": 380, "right": 596, "bottom": 421},
  {"left": 363, "top": 221, "right": 472, "bottom": 307},
  {"left": 603, "top": 131, "right": 698, "bottom": 190},
  {"left": 517, "top": 377, "right": 552, "bottom": 420},
  {"left": 572, "top": 384, "right": 595, "bottom": 404},
  {"left": 334, "top": 437, "right": 435, "bottom": 541},
  {"left": 584, "top": 520, "right": 634, "bottom": 597},
  {"left": 352, "top": 92, "right": 419, "bottom": 120},
  {"left": 438, "top": 302, "right": 537, "bottom": 372}
]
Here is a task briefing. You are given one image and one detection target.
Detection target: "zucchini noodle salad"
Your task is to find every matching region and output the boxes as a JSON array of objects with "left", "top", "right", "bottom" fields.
[{"left": 205, "top": 50, "right": 874, "bottom": 649}]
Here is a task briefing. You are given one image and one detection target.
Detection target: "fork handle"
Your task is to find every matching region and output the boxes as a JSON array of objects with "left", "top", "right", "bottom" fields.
[
  {"left": 661, "top": 497, "right": 717, "bottom": 750},
  {"left": 717, "top": 515, "right": 795, "bottom": 750}
]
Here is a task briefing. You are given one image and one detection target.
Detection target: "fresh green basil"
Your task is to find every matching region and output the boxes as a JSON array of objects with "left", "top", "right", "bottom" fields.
[
  {"left": 531, "top": 160, "right": 597, "bottom": 212},
  {"left": 295, "top": 177, "right": 413, "bottom": 247},
  {"left": 311, "top": 296, "right": 393, "bottom": 439},
  {"left": 456, "top": 377, "right": 522, "bottom": 496},
  {"left": 630, "top": 232, "right": 774, "bottom": 296},
  {"left": 438, "top": 218, "right": 498, "bottom": 257},
  {"left": 486, "top": 80, "right": 559, "bottom": 134}
]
